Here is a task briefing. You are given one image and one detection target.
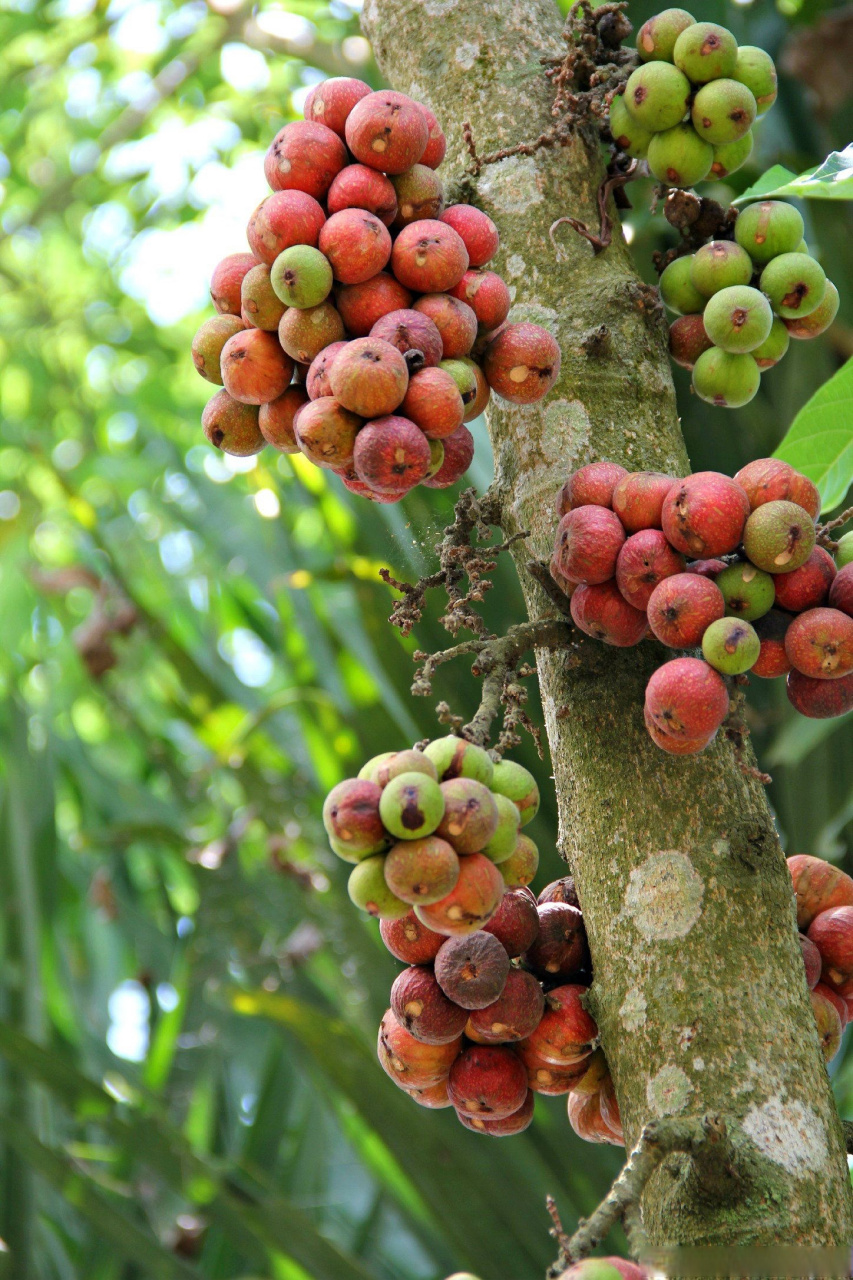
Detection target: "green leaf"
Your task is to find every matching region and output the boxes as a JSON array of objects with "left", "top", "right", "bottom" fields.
[
  {"left": 734, "top": 146, "right": 853, "bottom": 204},
  {"left": 773, "top": 356, "right": 853, "bottom": 511}
]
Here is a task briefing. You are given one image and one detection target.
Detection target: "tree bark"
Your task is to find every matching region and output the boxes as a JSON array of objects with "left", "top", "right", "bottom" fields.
[{"left": 363, "top": 0, "right": 853, "bottom": 1258}]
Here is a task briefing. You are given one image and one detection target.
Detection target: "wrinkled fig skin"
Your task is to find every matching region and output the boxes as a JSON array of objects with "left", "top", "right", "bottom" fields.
[{"left": 363, "top": 0, "right": 853, "bottom": 1245}]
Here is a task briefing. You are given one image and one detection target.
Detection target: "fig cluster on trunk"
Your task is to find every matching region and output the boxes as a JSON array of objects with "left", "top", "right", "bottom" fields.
[
  {"left": 324, "top": 738, "right": 623, "bottom": 1143},
  {"left": 789, "top": 854, "right": 853, "bottom": 1064},
  {"left": 192, "top": 77, "right": 561, "bottom": 499},
  {"left": 550, "top": 458, "right": 851, "bottom": 756}
]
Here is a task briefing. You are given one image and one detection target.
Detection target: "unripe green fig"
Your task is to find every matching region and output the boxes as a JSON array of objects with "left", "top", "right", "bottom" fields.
[
  {"left": 608, "top": 93, "right": 652, "bottom": 159},
  {"left": 836, "top": 532, "right": 853, "bottom": 570},
  {"left": 733, "top": 46, "right": 778, "bottom": 116},
  {"left": 636, "top": 8, "right": 696, "bottom": 63},
  {"left": 752, "top": 317, "right": 790, "bottom": 368},
  {"left": 710, "top": 131, "right": 753, "bottom": 179},
  {"left": 734, "top": 201, "right": 804, "bottom": 264},
  {"left": 715, "top": 561, "right": 775, "bottom": 622},
  {"left": 348, "top": 856, "right": 409, "bottom": 918},
  {"left": 623, "top": 63, "right": 691, "bottom": 132},
  {"left": 784, "top": 280, "right": 840, "bottom": 339},
  {"left": 760, "top": 252, "right": 827, "bottom": 319},
  {"left": 659, "top": 254, "right": 705, "bottom": 314},
  {"left": 702, "top": 617, "right": 760, "bottom": 674},
  {"left": 690, "top": 240, "right": 753, "bottom": 298},
  {"left": 673, "top": 21, "right": 738, "bottom": 83},
  {"left": 702, "top": 285, "right": 773, "bottom": 354},
  {"left": 692, "top": 348, "right": 760, "bottom": 409},
  {"left": 691, "top": 79, "right": 756, "bottom": 145},
  {"left": 647, "top": 123, "right": 713, "bottom": 188},
  {"left": 271, "top": 244, "right": 333, "bottom": 309}
]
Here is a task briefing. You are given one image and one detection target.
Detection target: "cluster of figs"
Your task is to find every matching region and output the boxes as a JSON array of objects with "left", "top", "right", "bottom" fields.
[
  {"left": 792, "top": 853, "right": 853, "bottom": 1065},
  {"left": 192, "top": 76, "right": 560, "bottom": 500},
  {"left": 610, "top": 9, "right": 778, "bottom": 188},
  {"left": 550, "top": 457, "right": 853, "bottom": 756},
  {"left": 322, "top": 736, "right": 620, "bottom": 1143}
]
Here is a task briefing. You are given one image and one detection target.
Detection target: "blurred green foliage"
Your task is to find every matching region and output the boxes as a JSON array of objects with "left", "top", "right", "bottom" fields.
[{"left": 0, "top": 0, "right": 851, "bottom": 1277}]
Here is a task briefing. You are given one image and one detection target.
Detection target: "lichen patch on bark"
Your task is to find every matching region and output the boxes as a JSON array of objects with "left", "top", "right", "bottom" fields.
[
  {"left": 623, "top": 851, "right": 705, "bottom": 941},
  {"left": 620, "top": 987, "right": 647, "bottom": 1032},
  {"left": 647, "top": 1064, "right": 693, "bottom": 1117},
  {"left": 742, "top": 1098, "right": 828, "bottom": 1177},
  {"left": 477, "top": 155, "right": 545, "bottom": 215}
]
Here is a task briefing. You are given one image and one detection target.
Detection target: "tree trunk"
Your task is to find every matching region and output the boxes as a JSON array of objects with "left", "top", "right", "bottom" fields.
[{"left": 362, "top": 0, "right": 853, "bottom": 1258}]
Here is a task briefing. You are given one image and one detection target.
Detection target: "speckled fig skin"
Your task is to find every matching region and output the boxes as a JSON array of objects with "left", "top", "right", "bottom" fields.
[
  {"left": 384, "top": 834, "right": 460, "bottom": 905},
  {"left": 557, "top": 461, "right": 628, "bottom": 516},
  {"left": 810, "top": 986, "right": 843, "bottom": 1062},
  {"left": 466, "top": 970, "right": 545, "bottom": 1043},
  {"left": 419, "top": 104, "right": 447, "bottom": 169},
  {"left": 669, "top": 314, "right": 714, "bottom": 370},
  {"left": 742, "top": 500, "right": 816, "bottom": 574},
  {"left": 483, "top": 887, "right": 540, "bottom": 957},
  {"left": 422, "top": 424, "right": 474, "bottom": 489},
  {"left": 447, "top": 1043, "right": 528, "bottom": 1119},
  {"left": 519, "top": 983, "right": 597, "bottom": 1067},
  {"left": 210, "top": 253, "right": 258, "bottom": 316},
  {"left": 784, "top": 607, "right": 853, "bottom": 680},
  {"left": 400, "top": 368, "right": 465, "bottom": 439},
  {"left": 514, "top": 1039, "right": 588, "bottom": 1095},
  {"left": 374, "top": 748, "right": 438, "bottom": 787},
  {"left": 554, "top": 506, "right": 626, "bottom": 585},
  {"left": 434, "top": 931, "right": 510, "bottom": 1009},
  {"left": 423, "top": 735, "right": 494, "bottom": 785},
  {"left": 482, "top": 322, "right": 561, "bottom": 404},
  {"left": 801, "top": 933, "right": 823, "bottom": 989},
  {"left": 240, "top": 264, "right": 286, "bottom": 331},
  {"left": 817, "top": 981, "right": 850, "bottom": 1033},
  {"left": 278, "top": 300, "right": 345, "bottom": 364},
  {"left": 662, "top": 471, "right": 750, "bottom": 557},
  {"left": 390, "top": 966, "right": 468, "bottom": 1044},
  {"left": 391, "top": 164, "right": 445, "bottom": 228},
  {"left": 305, "top": 341, "right": 347, "bottom": 400},
  {"left": 752, "top": 608, "right": 793, "bottom": 678},
  {"left": 769, "top": 551, "right": 832, "bottom": 614},
  {"left": 615, "top": 528, "right": 686, "bottom": 610},
  {"left": 192, "top": 315, "right": 245, "bottom": 383},
  {"left": 611, "top": 471, "right": 676, "bottom": 532},
  {"left": 449, "top": 270, "right": 511, "bottom": 331},
  {"left": 413, "top": 293, "right": 478, "bottom": 358},
  {"left": 415, "top": 853, "right": 504, "bottom": 936},
  {"left": 258, "top": 386, "right": 308, "bottom": 452},
  {"left": 646, "top": 573, "right": 725, "bottom": 649},
  {"left": 733, "top": 458, "right": 821, "bottom": 519},
  {"left": 327, "top": 164, "right": 398, "bottom": 225},
  {"left": 456, "top": 1085, "right": 535, "bottom": 1135},
  {"left": 829, "top": 564, "right": 853, "bottom": 618},
  {"left": 264, "top": 120, "right": 347, "bottom": 198},
  {"left": 377, "top": 1009, "right": 461, "bottom": 1089},
  {"left": 499, "top": 833, "right": 539, "bottom": 888},
  {"left": 202, "top": 391, "right": 264, "bottom": 457},
  {"left": 371, "top": 309, "right": 443, "bottom": 367},
  {"left": 570, "top": 581, "right": 648, "bottom": 647},
  {"left": 789, "top": 855, "right": 853, "bottom": 930},
  {"left": 538, "top": 877, "right": 581, "bottom": 908},
  {"left": 403, "top": 1079, "right": 452, "bottom": 1109},
  {"left": 318, "top": 210, "right": 392, "bottom": 286},
  {"left": 645, "top": 657, "right": 730, "bottom": 741},
  {"left": 436, "top": 778, "right": 499, "bottom": 854},
  {"left": 643, "top": 706, "right": 712, "bottom": 757},
  {"left": 220, "top": 329, "right": 294, "bottom": 406},
  {"left": 353, "top": 415, "right": 431, "bottom": 493},
  {"left": 345, "top": 89, "right": 429, "bottom": 173},
  {"left": 322, "top": 777, "right": 385, "bottom": 855},
  {"left": 391, "top": 219, "right": 469, "bottom": 293},
  {"left": 523, "top": 903, "right": 589, "bottom": 980},
  {"left": 440, "top": 204, "right": 500, "bottom": 266},
  {"left": 303, "top": 75, "right": 371, "bottom": 137},
  {"left": 784, "top": 281, "right": 840, "bottom": 339},
  {"left": 380, "top": 910, "right": 444, "bottom": 964},
  {"left": 247, "top": 191, "right": 326, "bottom": 265},
  {"left": 336, "top": 273, "right": 413, "bottom": 336},
  {"left": 329, "top": 337, "right": 409, "bottom": 418},
  {"left": 293, "top": 396, "right": 361, "bottom": 470},
  {"left": 787, "top": 668, "right": 853, "bottom": 719}
]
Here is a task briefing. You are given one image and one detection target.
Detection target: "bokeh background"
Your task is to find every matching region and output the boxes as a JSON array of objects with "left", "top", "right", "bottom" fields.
[{"left": 0, "top": 0, "right": 851, "bottom": 1277}]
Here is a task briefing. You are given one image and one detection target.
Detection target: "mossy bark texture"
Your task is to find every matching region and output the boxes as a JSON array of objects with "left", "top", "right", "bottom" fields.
[{"left": 363, "top": 0, "right": 853, "bottom": 1255}]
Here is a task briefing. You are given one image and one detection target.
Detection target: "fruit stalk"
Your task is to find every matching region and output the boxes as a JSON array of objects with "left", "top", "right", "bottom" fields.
[{"left": 362, "top": 0, "right": 853, "bottom": 1247}]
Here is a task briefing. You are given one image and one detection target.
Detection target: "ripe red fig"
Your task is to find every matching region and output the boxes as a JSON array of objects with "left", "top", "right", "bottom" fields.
[
  {"left": 788, "top": 854, "right": 853, "bottom": 930},
  {"left": 303, "top": 76, "right": 371, "bottom": 137},
  {"left": 662, "top": 471, "right": 750, "bottom": 558},
  {"left": 645, "top": 657, "right": 729, "bottom": 743},
  {"left": 377, "top": 1009, "right": 461, "bottom": 1089},
  {"left": 521, "top": 984, "right": 597, "bottom": 1067},
  {"left": 390, "top": 966, "right": 468, "bottom": 1044},
  {"left": 440, "top": 205, "right": 500, "bottom": 267},
  {"left": 554, "top": 506, "right": 626, "bottom": 585},
  {"left": 558, "top": 461, "right": 628, "bottom": 515},
  {"left": 345, "top": 90, "right": 429, "bottom": 174},
  {"left": 447, "top": 1044, "right": 528, "bottom": 1119},
  {"left": 371, "top": 309, "right": 443, "bottom": 368},
  {"left": 482, "top": 323, "right": 561, "bottom": 404},
  {"left": 786, "top": 669, "right": 853, "bottom": 718},
  {"left": 327, "top": 164, "right": 398, "bottom": 225},
  {"left": 615, "top": 528, "right": 686, "bottom": 610},
  {"left": 210, "top": 252, "right": 258, "bottom": 316},
  {"left": 611, "top": 471, "right": 676, "bottom": 532},
  {"left": 570, "top": 582, "right": 649, "bottom": 646},
  {"left": 646, "top": 572, "right": 725, "bottom": 648},
  {"left": 264, "top": 120, "right": 347, "bottom": 198},
  {"left": 336, "top": 273, "right": 413, "bottom": 336},
  {"left": 380, "top": 910, "right": 445, "bottom": 964},
  {"left": 246, "top": 190, "right": 326, "bottom": 265},
  {"left": 259, "top": 385, "right": 309, "bottom": 453}
]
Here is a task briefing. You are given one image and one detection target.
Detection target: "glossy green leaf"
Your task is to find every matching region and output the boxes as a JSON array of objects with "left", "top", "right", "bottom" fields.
[
  {"left": 773, "top": 356, "right": 853, "bottom": 510},
  {"left": 734, "top": 146, "right": 853, "bottom": 204}
]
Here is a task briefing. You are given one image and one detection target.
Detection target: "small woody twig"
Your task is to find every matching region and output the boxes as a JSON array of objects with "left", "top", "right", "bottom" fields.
[{"left": 816, "top": 504, "right": 853, "bottom": 550}]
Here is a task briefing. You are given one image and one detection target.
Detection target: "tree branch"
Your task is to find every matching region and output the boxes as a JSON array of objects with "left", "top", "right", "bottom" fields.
[{"left": 549, "top": 1114, "right": 732, "bottom": 1276}]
